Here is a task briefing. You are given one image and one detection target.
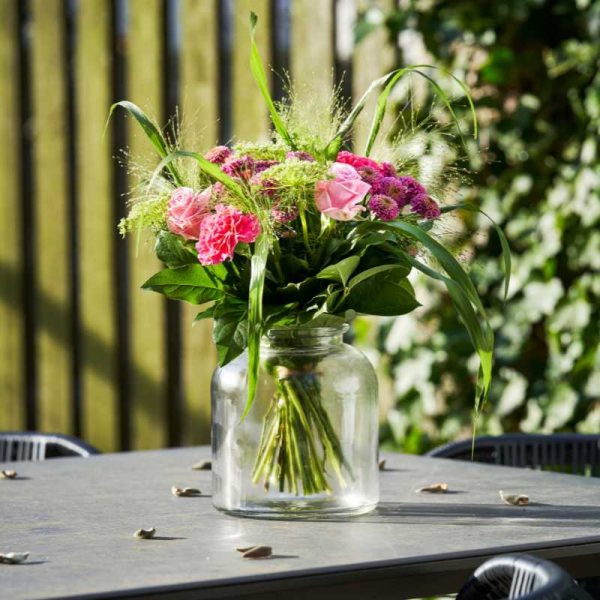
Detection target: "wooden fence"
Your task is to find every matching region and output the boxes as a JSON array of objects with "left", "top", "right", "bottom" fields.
[{"left": 0, "top": 0, "right": 395, "bottom": 452}]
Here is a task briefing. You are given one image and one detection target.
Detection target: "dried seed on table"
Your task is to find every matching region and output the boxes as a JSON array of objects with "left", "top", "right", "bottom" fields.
[
  {"left": 0, "top": 552, "right": 29, "bottom": 564},
  {"left": 499, "top": 490, "right": 529, "bottom": 506},
  {"left": 0, "top": 470, "right": 17, "bottom": 480},
  {"left": 378, "top": 459, "right": 386, "bottom": 471},
  {"left": 171, "top": 486, "right": 202, "bottom": 497},
  {"left": 191, "top": 460, "right": 211, "bottom": 471},
  {"left": 236, "top": 546, "right": 272, "bottom": 559},
  {"left": 134, "top": 528, "right": 156, "bottom": 539},
  {"left": 416, "top": 482, "right": 448, "bottom": 493}
]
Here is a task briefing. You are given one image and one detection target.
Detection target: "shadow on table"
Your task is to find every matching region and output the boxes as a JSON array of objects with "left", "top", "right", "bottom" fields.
[{"left": 306, "top": 503, "right": 600, "bottom": 526}]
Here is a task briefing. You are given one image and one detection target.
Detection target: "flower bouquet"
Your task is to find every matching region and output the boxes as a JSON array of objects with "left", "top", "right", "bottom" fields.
[{"left": 111, "top": 14, "right": 509, "bottom": 516}]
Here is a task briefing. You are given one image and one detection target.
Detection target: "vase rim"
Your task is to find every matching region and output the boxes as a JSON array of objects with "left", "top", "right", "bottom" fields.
[{"left": 265, "top": 324, "right": 349, "bottom": 340}]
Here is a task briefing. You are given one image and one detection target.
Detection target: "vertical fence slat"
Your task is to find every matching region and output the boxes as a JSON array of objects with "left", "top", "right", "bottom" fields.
[
  {"left": 232, "top": 0, "right": 271, "bottom": 141},
  {"left": 179, "top": 0, "right": 218, "bottom": 445},
  {"left": 31, "top": 0, "right": 72, "bottom": 434},
  {"left": 352, "top": 0, "right": 396, "bottom": 153},
  {"left": 127, "top": 0, "right": 167, "bottom": 449},
  {"left": 77, "top": 0, "right": 118, "bottom": 451},
  {"left": 0, "top": 0, "right": 25, "bottom": 430},
  {"left": 291, "top": 0, "right": 334, "bottom": 100}
]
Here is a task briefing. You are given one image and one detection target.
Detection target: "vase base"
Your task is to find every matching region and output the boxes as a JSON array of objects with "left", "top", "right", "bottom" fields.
[{"left": 215, "top": 498, "right": 378, "bottom": 520}]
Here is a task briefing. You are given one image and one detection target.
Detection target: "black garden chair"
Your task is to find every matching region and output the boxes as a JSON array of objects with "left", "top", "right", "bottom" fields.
[
  {"left": 427, "top": 433, "right": 600, "bottom": 477},
  {"left": 0, "top": 431, "right": 99, "bottom": 462},
  {"left": 457, "top": 553, "right": 593, "bottom": 600}
]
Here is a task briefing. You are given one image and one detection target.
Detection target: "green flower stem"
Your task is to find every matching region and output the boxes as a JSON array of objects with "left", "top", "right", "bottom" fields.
[{"left": 250, "top": 365, "right": 349, "bottom": 496}]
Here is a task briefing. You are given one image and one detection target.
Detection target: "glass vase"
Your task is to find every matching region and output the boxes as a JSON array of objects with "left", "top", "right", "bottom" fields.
[{"left": 211, "top": 325, "right": 379, "bottom": 519}]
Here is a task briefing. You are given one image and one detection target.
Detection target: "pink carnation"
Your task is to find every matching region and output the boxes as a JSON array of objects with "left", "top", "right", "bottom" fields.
[
  {"left": 167, "top": 187, "right": 211, "bottom": 240},
  {"left": 368, "top": 194, "right": 399, "bottom": 221},
  {"left": 196, "top": 204, "right": 260, "bottom": 265},
  {"left": 204, "top": 145, "right": 232, "bottom": 165},
  {"left": 314, "top": 163, "right": 371, "bottom": 221},
  {"left": 336, "top": 150, "right": 380, "bottom": 172}
]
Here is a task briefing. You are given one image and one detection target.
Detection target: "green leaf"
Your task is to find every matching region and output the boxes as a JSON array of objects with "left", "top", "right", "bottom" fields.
[
  {"left": 249, "top": 13, "right": 294, "bottom": 147},
  {"left": 213, "top": 302, "right": 248, "bottom": 366},
  {"left": 404, "top": 253, "right": 493, "bottom": 411},
  {"left": 194, "top": 305, "right": 215, "bottom": 322},
  {"left": 155, "top": 231, "right": 198, "bottom": 268},
  {"left": 243, "top": 234, "right": 271, "bottom": 419},
  {"left": 316, "top": 256, "right": 360, "bottom": 286},
  {"left": 142, "top": 264, "right": 226, "bottom": 305},
  {"left": 347, "top": 263, "right": 407, "bottom": 288},
  {"left": 363, "top": 65, "right": 478, "bottom": 156},
  {"left": 343, "top": 267, "right": 420, "bottom": 316},
  {"left": 441, "top": 202, "right": 512, "bottom": 303},
  {"left": 107, "top": 101, "right": 183, "bottom": 186}
]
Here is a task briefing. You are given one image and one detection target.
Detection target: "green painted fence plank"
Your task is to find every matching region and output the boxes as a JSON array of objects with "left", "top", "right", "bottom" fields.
[
  {"left": 31, "top": 0, "right": 72, "bottom": 434},
  {"left": 291, "top": 0, "right": 334, "bottom": 103},
  {"left": 127, "top": 0, "right": 167, "bottom": 450},
  {"left": 0, "top": 0, "right": 25, "bottom": 430},
  {"left": 77, "top": 0, "right": 119, "bottom": 451},
  {"left": 179, "top": 0, "right": 219, "bottom": 445}
]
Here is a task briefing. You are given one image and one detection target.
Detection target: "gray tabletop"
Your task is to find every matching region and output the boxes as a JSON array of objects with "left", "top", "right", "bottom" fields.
[{"left": 2, "top": 447, "right": 600, "bottom": 600}]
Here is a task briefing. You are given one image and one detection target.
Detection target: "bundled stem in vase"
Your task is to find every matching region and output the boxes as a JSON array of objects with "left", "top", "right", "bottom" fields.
[{"left": 252, "top": 363, "right": 350, "bottom": 495}]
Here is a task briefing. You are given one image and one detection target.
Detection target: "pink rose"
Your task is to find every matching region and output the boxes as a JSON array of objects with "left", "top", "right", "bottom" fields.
[
  {"left": 314, "top": 163, "right": 371, "bottom": 221},
  {"left": 196, "top": 204, "right": 261, "bottom": 265},
  {"left": 167, "top": 187, "right": 212, "bottom": 240}
]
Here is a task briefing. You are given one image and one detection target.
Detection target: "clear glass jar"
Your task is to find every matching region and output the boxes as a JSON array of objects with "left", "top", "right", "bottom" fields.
[{"left": 211, "top": 326, "right": 379, "bottom": 519}]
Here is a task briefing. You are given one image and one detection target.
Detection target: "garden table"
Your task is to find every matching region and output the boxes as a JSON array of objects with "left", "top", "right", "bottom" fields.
[{"left": 2, "top": 446, "right": 600, "bottom": 599}]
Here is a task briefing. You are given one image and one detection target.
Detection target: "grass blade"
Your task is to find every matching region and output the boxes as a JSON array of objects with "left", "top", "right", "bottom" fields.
[
  {"left": 107, "top": 100, "right": 183, "bottom": 186},
  {"left": 249, "top": 13, "right": 294, "bottom": 147}
]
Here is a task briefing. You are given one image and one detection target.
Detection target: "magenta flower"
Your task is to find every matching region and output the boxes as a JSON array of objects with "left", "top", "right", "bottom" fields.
[
  {"left": 253, "top": 160, "right": 279, "bottom": 173},
  {"left": 314, "top": 163, "right": 371, "bottom": 221},
  {"left": 378, "top": 162, "right": 398, "bottom": 178},
  {"left": 374, "top": 177, "right": 410, "bottom": 207},
  {"left": 410, "top": 194, "right": 441, "bottom": 219},
  {"left": 368, "top": 194, "right": 400, "bottom": 221},
  {"left": 336, "top": 150, "right": 380, "bottom": 173},
  {"left": 286, "top": 151, "right": 314, "bottom": 162},
  {"left": 167, "top": 187, "right": 211, "bottom": 240},
  {"left": 204, "top": 145, "right": 232, "bottom": 165},
  {"left": 271, "top": 202, "right": 298, "bottom": 224},
  {"left": 356, "top": 165, "right": 382, "bottom": 186},
  {"left": 222, "top": 156, "right": 254, "bottom": 180},
  {"left": 196, "top": 204, "right": 260, "bottom": 265}
]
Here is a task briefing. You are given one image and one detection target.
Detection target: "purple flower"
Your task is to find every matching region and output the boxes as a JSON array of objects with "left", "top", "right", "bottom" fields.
[
  {"left": 368, "top": 194, "right": 400, "bottom": 221},
  {"left": 375, "top": 177, "right": 409, "bottom": 206},
  {"left": 398, "top": 176, "right": 428, "bottom": 203},
  {"left": 222, "top": 156, "right": 254, "bottom": 180},
  {"left": 410, "top": 194, "right": 441, "bottom": 219},
  {"left": 204, "top": 145, "right": 232, "bottom": 165},
  {"left": 271, "top": 202, "right": 299, "bottom": 223},
  {"left": 254, "top": 160, "right": 279, "bottom": 173},
  {"left": 378, "top": 162, "right": 398, "bottom": 178},
  {"left": 286, "top": 151, "right": 314, "bottom": 162},
  {"left": 357, "top": 165, "right": 382, "bottom": 186}
]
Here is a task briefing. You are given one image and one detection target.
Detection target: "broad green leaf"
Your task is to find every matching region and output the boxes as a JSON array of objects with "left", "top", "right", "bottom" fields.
[
  {"left": 243, "top": 234, "right": 271, "bottom": 419},
  {"left": 343, "top": 268, "right": 420, "bottom": 316},
  {"left": 213, "top": 302, "right": 248, "bottom": 366},
  {"left": 316, "top": 256, "right": 360, "bottom": 286},
  {"left": 249, "top": 13, "right": 294, "bottom": 147},
  {"left": 142, "top": 264, "right": 225, "bottom": 305},
  {"left": 155, "top": 231, "right": 198, "bottom": 268},
  {"left": 194, "top": 305, "right": 215, "bottom": 322},
  {"left": 347, "top": 263, "right": 407, "bottom": 288},
  {"left": 107, "top": 100, "right": 183, "bottom": 186}
]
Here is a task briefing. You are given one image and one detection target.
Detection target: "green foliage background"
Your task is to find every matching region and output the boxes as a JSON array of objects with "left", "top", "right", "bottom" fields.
[{"left": 360, "top": 0, "right": 600, "bottom": 453}]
